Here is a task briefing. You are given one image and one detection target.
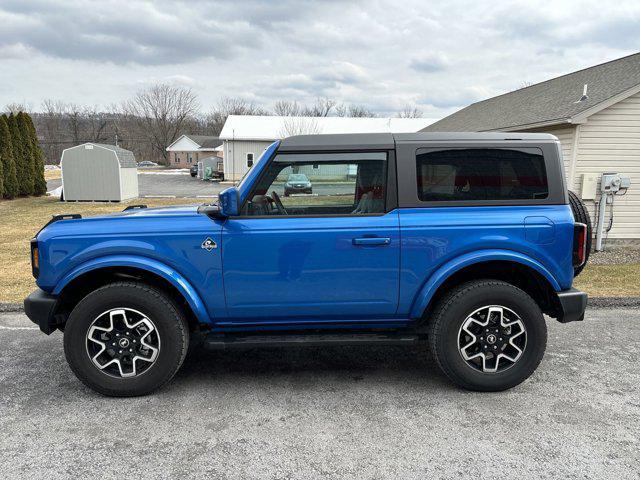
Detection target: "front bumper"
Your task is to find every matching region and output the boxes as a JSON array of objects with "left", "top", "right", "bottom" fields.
[
  {"left": 24, "top": 289, "right": 61, "bottom": 334},
  {"left": 556, "top": 288, "right": 588, "bottom": 323},
  {"left": 285, "top": 186, "right": 312, "bottom": 193}
]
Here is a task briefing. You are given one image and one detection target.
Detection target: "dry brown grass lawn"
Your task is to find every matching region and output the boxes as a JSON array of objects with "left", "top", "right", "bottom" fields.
[
  {"left": 0, "top": 195, "right": 638, "bottom": 303},
  {"left": 0, "top": 196, "right": 199, "bottom": 304},
  {"left": 44, "top": 169, "right": 62, "bottom": 181}
]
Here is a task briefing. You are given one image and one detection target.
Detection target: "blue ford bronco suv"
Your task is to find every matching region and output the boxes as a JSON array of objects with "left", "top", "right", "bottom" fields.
[{"left": 25, "top": 132, "right": 590, "bottom": 396}]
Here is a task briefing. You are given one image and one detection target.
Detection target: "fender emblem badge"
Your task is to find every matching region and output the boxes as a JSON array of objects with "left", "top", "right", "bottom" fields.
[{"left": 201, "top": 237, "right": 217, "bottom": 251}]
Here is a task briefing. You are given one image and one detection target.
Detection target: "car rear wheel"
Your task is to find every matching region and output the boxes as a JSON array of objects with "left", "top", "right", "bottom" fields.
[
  {"left": 63, "top": 282, "right": 189, "bottom": 396},
  {"left": 428, "top": 280, "right": 547, "bottom": 391}
]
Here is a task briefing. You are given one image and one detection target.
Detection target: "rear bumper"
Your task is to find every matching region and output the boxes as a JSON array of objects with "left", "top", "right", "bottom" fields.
[
  {"left": 24, "top": 289, "right": 60, "bottom": 335},
  {"left": 556, "top": 288, "right": 588, "bottom": 323}
]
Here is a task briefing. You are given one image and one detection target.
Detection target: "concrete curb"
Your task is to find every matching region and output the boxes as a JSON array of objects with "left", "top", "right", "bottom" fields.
[
  {"left": 587, "top": 297, "right": 640, "bottom": 308},
  {"left": 3, "top": 297, "right": 640, "bottom": 314},
  {"left": 0, "top": 303, "right": 23, "bottom": 313}
]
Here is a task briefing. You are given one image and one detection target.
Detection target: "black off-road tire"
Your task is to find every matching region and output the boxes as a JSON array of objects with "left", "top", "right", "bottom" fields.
[
  {"left": 568, "top": 190, "right": 592, "bottom": 276},
  {"left": 428, "top": 280, "right": 547, "bottom": 391},
  {"left": 63, "top": 282, "right": 189, "bottom": 397}
]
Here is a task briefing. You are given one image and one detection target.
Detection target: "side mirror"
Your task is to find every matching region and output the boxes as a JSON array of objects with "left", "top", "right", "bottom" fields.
[{"left": 218, "top": 187, "right": 240, "bottom": 217}]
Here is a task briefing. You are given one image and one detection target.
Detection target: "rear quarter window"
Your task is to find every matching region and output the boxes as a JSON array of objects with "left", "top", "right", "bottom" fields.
[{"left": 416, "top": 148, "right": 548, "bottom": 202}]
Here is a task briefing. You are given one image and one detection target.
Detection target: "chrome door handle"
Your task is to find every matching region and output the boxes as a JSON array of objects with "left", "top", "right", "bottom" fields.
[{"left": 352, "top": 237, "right": 391, "bottom": 246}]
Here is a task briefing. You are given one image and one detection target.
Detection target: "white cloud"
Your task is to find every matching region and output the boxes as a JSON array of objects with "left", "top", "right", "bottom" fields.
[{"left": 0, "top": 0, "right": 638, "bottom": 117}]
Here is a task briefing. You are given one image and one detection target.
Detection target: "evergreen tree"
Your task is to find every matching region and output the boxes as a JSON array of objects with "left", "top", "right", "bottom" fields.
[
  {"left": 8, "top": 113, "right": 31, "bottom": 195},
  {"left": 0, "top": 133, "right": 3, "bottom": 198},
  {"left": 25, "top": 114, "right": 47, "bottom": 196},
  {"left": 17, "top": 112, "right": 38, "bottom": 196},
  {"left": 11, "top": 113, "right": 28, "bottom": 196},
  {"left": 0, "top": 116, "right": 18, "bottom": 199}
]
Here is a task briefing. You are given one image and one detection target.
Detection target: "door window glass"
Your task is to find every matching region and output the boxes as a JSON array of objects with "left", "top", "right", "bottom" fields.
[{"left": 244, "top": 152, "right": 388, "bottom": 216}]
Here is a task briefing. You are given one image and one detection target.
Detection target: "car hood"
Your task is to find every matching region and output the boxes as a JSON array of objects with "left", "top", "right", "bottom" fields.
[{"left": 36, "top": 204, "right": 205, "bottom": 241}]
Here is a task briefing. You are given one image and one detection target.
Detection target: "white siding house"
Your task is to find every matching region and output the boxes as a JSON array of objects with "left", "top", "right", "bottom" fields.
[
  {"left": 219, "top": 115, "right": 438, "bottom": 181},
  {"left": 165, "top": 135, "right": 222, "bottom": 167},
  {"left": 424, "top": 53, "right": 640, "bottom": 243}
]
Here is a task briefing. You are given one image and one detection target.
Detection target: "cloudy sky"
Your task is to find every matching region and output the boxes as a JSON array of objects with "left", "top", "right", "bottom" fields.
[{"left": 0, "top": 0, "right": 638, "bottom": 119}]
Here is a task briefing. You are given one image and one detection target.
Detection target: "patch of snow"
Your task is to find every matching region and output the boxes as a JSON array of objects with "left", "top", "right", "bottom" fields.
[{"left": 47, "top": 186, "right": 63, "bottom": 197}]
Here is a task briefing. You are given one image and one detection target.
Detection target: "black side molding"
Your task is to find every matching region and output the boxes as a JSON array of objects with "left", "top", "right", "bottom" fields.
[
  {"left": 202, "top": 332, "right": 422, "bottom": 350},
  {"left": 556, "top": 288, "right": 588, "bottom": 323}
]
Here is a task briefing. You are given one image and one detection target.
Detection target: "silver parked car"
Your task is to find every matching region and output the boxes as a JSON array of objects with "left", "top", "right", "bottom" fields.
[{"left": 284, "top": 173, "right": 312, "bottom": 196}]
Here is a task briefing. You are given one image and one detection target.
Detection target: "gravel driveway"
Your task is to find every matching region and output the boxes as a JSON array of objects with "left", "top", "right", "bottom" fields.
[{"left": 1, "top": 308, "right": 638, "bottom": 479}]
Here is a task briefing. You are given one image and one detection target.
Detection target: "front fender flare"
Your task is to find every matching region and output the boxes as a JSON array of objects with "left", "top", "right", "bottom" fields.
[
  {"left": 409, "top": 249, "right": 561, "bottom": 318},
  {"left": 53, "top": 255, "right": 212, "bottom": 324}
]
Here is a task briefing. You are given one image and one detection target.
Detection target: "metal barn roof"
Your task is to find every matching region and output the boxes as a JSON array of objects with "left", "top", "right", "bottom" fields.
[
  {"left": 73, "top": 143, "right": 137, "bottom": 168},
  {"left": 219, "top": 115, "right": 438, "bottom": 141}
]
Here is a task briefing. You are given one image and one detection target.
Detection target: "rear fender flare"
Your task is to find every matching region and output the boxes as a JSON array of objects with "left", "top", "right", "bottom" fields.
[
  {"left": 53, "top": 255, "right": 211, "bottom": 324},
  {"left": 409, "top": 249, "right": 561, "bottom": 318}
]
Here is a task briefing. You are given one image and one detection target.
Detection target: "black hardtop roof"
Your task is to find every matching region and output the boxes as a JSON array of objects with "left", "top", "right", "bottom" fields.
[{"left": 278, "top": 132, "right": 558, "bottom": 151}]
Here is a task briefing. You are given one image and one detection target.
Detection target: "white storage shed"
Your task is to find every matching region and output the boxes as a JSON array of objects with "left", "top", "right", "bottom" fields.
[{"left": 61, "top": 143, "right": 139, "bottom": 201}]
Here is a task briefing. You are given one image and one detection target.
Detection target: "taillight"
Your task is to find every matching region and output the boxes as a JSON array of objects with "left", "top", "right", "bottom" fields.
[
  {"left": 573, "top": 223, "right": 587, "bottom": 267},
  {"left": 30, "top": 238, "right": 40, "bottom": 278}
]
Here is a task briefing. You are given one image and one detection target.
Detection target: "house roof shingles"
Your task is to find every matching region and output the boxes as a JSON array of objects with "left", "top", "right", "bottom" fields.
[
  {"left": 424, "top": 52, "right": 640, "bottom": 132},
  {"left": 91, "top": 143, "right": 137, "bottom": 168},
  {"left": 183, "top": 135, "right": 222, "bottom": 149}
]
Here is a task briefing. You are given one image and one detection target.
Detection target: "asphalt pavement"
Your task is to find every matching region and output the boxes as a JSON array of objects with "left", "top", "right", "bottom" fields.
[
  {"left": 47, "top": 173, "right": 355, "bottom": 199},
  {"left": 47, "top": 171, "right": 224, "bottom": 198},
  {"left": 1, "top": 308, "right": 638, "bottom": 479}
]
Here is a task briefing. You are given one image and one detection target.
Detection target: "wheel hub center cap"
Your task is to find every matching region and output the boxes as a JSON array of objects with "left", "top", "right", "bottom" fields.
[
  {"left": 118, "top": 338, "right": 130, "bottom": 348},
  {"left": 486, "top": 334, "right": 497, "bottom": 345}
]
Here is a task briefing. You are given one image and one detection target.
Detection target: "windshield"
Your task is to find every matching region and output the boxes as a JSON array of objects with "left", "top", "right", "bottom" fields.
[{"left": 288, "top": 174, "right": 308, "bottom": 182}]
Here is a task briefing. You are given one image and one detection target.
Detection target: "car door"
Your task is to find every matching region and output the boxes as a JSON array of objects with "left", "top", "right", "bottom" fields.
[{"left": 220, "top": 150, "right": 400, "bottom": 323}]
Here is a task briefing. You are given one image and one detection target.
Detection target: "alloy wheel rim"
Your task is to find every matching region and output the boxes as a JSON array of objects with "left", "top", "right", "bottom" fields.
[
  {"left": 457, "top": 305, "right": 527, "bottom": 373},
  {"left": 86, "top": 308, "right": 160, "bottom": 378}
]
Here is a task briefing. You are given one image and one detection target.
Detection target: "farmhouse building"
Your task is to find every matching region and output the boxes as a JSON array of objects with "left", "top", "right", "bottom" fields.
[
  {"left": 165, "top": 135, "right": 222, "bottom": 167},
  {"left": 219, "top": 115, "right": 436, "bottom": 181}
]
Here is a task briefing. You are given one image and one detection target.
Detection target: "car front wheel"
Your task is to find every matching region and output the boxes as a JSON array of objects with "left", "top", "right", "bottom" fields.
[
  {"left": 428, "top": 280, "right": 547, "bottom": 391},
  {"left": 63, "top": 282, "right": 189, "bottom": 396}
]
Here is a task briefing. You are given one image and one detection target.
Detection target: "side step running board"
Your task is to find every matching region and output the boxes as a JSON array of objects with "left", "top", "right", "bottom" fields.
[{"left": 203, "top": 333, "right": 423, "bottom": 350}]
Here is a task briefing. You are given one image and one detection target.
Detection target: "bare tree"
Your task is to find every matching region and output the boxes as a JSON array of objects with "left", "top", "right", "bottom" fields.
[
  {"left": 301, "top": 97, "right": 336, "bottom": 117},
  {"left": 122, "top": 84, "right": 199, "bottom": 164},
  {"left": 335, "top": 104, "right": 377, "bottom": 117},
  {"left": 397, "top": 105, "right": 423, "bottom": 118},
  {"left": 207, "top": 96, "right": 269, "bottom": 135},
  {"left": 273, "top": 100, "right": 302, "bottom": 116},
  {"left": 4, "top": 103, "right": 28, "bottom": 114},
  {"left": 278, "top": 117, "right": 322, "bottom": 137}
]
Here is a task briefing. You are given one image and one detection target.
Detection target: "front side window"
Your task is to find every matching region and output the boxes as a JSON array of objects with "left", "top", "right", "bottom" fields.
[
  {"left": 243, "top": 152, "right": 387, "bottom": 216},
  {"left": 416, "top": 148, "right": 548, "bottom": 202}
]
